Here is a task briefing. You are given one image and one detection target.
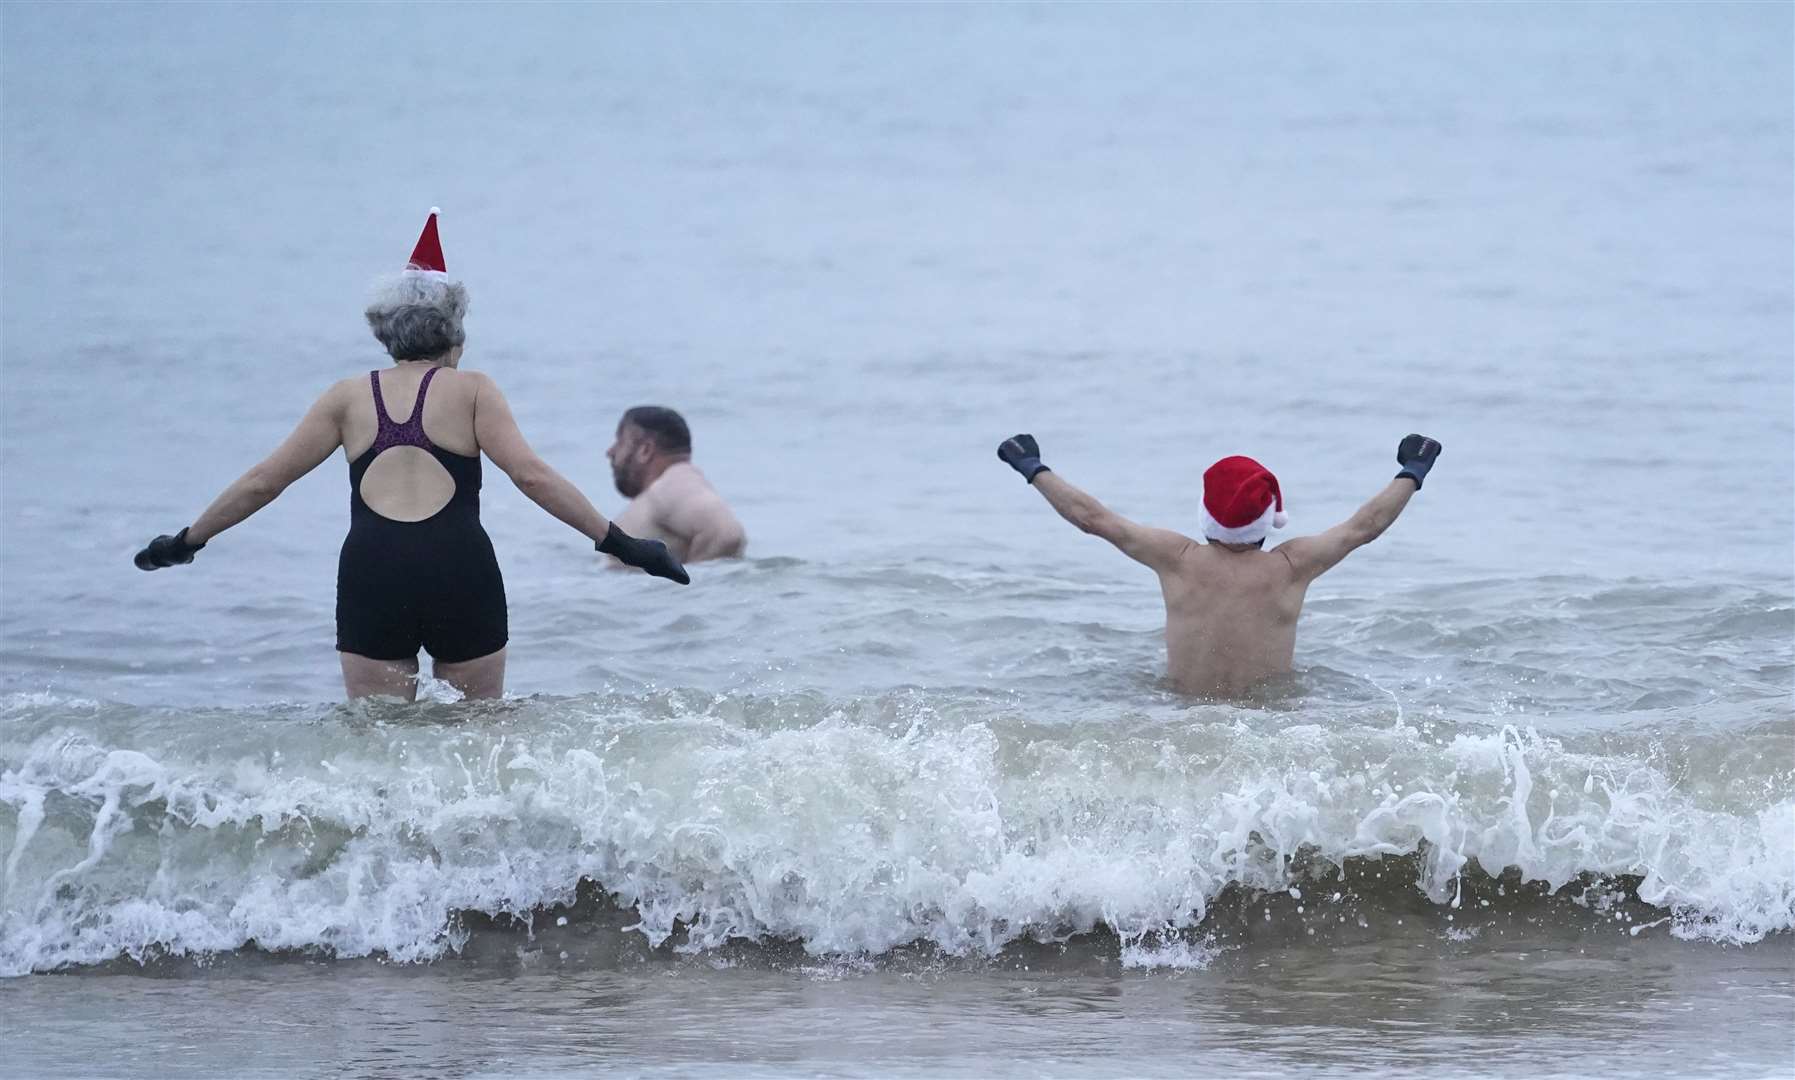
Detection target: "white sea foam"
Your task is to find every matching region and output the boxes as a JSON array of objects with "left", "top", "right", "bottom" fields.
[
  {"left": 1, "top": 703, "right": 1790, "bottom": 977},
  {"left": 1118, "top": 934, "right": 1223, "bottom": 970}
]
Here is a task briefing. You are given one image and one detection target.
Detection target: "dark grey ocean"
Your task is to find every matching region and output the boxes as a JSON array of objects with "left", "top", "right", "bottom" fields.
[{"left": 2, "top": 3, "right": 1790, "bottom": 1077}]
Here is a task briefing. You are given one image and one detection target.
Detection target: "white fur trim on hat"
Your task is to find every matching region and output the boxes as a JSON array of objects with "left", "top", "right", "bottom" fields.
[{"left": 1201, "top": 500, "right": 1287, "bottom": 544}]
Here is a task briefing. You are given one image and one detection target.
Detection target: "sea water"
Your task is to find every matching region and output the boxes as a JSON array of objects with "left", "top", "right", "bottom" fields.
[{"left": 1, "top": 3, "right": 1790, "bottom": 1077}]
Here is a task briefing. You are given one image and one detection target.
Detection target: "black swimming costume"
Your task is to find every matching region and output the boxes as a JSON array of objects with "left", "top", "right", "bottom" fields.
[{"left": 335, "top": 367, "right": 508, "bottom": 663}]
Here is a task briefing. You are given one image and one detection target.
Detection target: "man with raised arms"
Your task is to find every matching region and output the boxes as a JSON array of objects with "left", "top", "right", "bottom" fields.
[
  {"left": 996, "top": 433, "right": 1443, "bottom": 698},
  {"left": 606, "top": 406, "right": 747, "bottom": 564}
]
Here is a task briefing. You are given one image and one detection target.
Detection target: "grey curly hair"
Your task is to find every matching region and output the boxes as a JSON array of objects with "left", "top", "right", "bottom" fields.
[{"left": 365, "top": 271, "right": 469, "bottom": 361}]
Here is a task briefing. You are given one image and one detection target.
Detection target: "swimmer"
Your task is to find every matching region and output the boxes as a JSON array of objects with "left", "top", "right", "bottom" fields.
[
  {"left": 605, "top": 406, "right": 747, "bottom": 564},
  {"left": 134, "top": 210, "right": 688, "bottom": 701},
  {"left": 997, "top": 432, "right": 1442, "bottom": 698}
]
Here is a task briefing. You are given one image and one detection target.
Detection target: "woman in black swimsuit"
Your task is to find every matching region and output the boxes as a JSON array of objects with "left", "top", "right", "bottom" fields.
[{"left": 134, "top": 210, "right": 687, "bottom": 699}]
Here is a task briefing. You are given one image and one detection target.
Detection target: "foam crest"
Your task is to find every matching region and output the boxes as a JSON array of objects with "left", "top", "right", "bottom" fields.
[{"left": 1, "top": 699, "right": 1789, "bottom": 976}]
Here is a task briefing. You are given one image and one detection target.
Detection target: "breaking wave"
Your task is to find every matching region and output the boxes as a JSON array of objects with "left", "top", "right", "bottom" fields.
[{"left": 3, "top": 688, "right": 1788, "bottom": 977}]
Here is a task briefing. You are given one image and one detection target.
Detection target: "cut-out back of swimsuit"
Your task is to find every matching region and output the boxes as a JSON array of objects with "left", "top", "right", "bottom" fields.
[{"left": 348, "top": 368, "right": 483, "bottom": 524}]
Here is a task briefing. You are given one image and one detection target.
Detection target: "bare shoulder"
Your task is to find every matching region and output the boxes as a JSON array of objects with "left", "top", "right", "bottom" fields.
[
  {"left": 449, "top": 368, "right": 496, "bottom": 391},
  {"left": 1157, "top": 527, "right": 1201, "bottom": 563},
  {"left": 1272, "top": 531, "right": 1347, "bottom": 583},
  {"left": 655, "top": 462, "right": 717, "bottom": 497},
  {"left": 1125, "top": 524, "right": 1199, "bottom": 575},
  {"left": 318, "top": 375, "right": 363, "bottom": 411},
  {"left": 1273, "top": 533, "right": 1320, "bottom": 564},
  {"left": 451, "top": 370, "right": 501, "bottom": 407}
]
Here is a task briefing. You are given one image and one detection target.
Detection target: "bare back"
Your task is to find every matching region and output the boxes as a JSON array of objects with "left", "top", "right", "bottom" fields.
[{"left": 1156, "top": 543, "right": 1308, "bottom": 697}]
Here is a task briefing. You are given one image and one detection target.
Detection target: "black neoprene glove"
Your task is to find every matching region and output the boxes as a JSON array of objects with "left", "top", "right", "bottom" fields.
[
  {"left": 1396, "top": 434, "right": 1443, "bottom": 490},
  {"left": 134, "top": 527, "right": 206, "bottom": 571},
  {"left": 997, "top": 433, "right": 1051, "bottom": 483},
  {"left": 597, "top": 523, "right": 690, "bottom": 584}
]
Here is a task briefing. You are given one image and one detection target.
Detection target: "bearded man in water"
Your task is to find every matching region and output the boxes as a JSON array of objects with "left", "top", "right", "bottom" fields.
[
  {"left": 997, "top": 433, "right": 1442, "bottom": 698},
  {"left": 606, "top": 406, "right": 747, "bottom": 564}
]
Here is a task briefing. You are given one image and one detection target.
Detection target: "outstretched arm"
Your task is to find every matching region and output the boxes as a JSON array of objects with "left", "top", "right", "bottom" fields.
[
  {"left": 998, "top": 433, "right": 1192, "bottom": 572},
  {"left": 1277, "top": 434, "right": 1441, "bottom": 583},
  {"left": 474, "top": 374, "right": 688, "bottom": 584},
  {"left": 187, "top": 388, "right": 346, "bottom": 544},
  {"left": 136, "top": 384, "right": 347, "bottom": 569}
]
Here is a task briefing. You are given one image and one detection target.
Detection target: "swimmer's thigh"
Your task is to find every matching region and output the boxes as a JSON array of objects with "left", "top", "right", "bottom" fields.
[
  {"left": 432, "top": 646, "right": 507, "bottom": 700},
  {"left": 340, "top": 651, "right": 421, "bottom": 700}
]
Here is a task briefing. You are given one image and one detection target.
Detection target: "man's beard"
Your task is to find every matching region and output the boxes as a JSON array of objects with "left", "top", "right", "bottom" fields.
[{"left": 612, "top": 464, "right": 642, "bottom": 499}]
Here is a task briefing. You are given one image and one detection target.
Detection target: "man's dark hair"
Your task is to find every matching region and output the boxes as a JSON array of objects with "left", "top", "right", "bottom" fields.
[{"left": 622, "top": 406, "right": 692, "bottom": 456}]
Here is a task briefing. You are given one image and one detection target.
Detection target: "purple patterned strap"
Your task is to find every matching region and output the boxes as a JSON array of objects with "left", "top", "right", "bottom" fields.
[{"left": 368, "top": 367, "right": 441, "bottom": 455}]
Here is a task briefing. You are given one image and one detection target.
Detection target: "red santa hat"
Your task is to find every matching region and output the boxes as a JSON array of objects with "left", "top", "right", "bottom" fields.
[
  {"left": 406, "top": 207, "right": 445, "bottom": 272},
  {"left": 1201, "top": 455, "right": 1288, "bottom": 544}
]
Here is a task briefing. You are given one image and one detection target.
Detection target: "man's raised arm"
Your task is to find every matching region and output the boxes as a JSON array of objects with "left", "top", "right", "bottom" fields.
[
  {"left": 1278, "top": 434, "right": 1442, "bottom": 583},
  {"left": 997, "top": 433, "right": 1191, "bottom": 572}
]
